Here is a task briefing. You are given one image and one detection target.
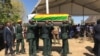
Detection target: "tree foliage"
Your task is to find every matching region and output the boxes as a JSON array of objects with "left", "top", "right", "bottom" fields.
[{"left": 0, "top": 0, "right": 25, "bottom": 23}]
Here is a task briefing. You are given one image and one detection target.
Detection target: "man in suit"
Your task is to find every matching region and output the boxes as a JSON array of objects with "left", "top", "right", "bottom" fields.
[
  {"left": 26, "top": 20, "right": 37, "bottom": 56},
  {"left": 16, "top": 20, "right": 25, "bottom": 54},
  {"left": 93, "top": 19, "right": 100, "bottom": 56},
  {"left": 60, "top": 21, "right": 70, "bottom": 56},
  {"left": 4, "top": 22, "right": 14, "bottom": 56}
]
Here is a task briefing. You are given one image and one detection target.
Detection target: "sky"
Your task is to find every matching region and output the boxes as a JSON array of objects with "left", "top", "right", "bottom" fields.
[
  {"left": 21, "top": 0, "right": 38, "bottom": 14},
  {"left": 72, "top": 16, "right": 88, "bottom": 24},
  {"left": 21, "top": 0, "right": 38, "bottom": 22},
  {"left": 21, "top": 0, "right": 89, "bottom": 24}
]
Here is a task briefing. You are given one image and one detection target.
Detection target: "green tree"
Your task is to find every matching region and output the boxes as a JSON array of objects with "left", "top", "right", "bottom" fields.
[
  {"left": 0, "top": 0, "right": 25, "bottom": 23},
  {"left": 11, "top": 0, "right": 25, "bottom": 22}
]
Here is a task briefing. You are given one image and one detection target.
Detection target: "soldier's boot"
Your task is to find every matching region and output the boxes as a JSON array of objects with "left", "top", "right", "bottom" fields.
[
  {"left": 11, "top": 53, "right": 15, "bottom": 56},
  {"left": 32, "top": 53, "right": 37, "bottom": 56},
  {"left": 43, "top": 53, "right": 49, "bottom": 56},
  {"left": 20, "top": 48, "right": 25, "bottom": 54},
  {"left": 44, "top": 55, "right": 48, "bottom": 56},
  {"left": 29, "top": 54, "right": 33, "bottom": 56},
  {"left": 61, "top": 54, "right": 67, "bottom": 56},
  {"left": 20, "top": 50, "right": 25, "bottom": 54},
  {"left": 43, "top": 54, "right": 50, "bottom": 56}
]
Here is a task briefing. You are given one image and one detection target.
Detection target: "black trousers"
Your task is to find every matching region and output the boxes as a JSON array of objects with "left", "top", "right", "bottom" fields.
[
  {"left": 5, "top": 41, "right": 13, "bottom": 54},
  {"left": 93, "top": 39, "right": 100, "bottom": 56},
  {"left": 13, "top": 34, "right": 16, "bottom": 46}
]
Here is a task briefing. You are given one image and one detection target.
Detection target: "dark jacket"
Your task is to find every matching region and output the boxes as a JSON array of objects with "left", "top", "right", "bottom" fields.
[
  {"left": 41, "top": 24, "right": 51, "bottom": 39},
  {"left": 94, "top": 24, "right": 100, "bottom": 41},
  {"left": 26, "top": 23, "right": 37, "bottom": 39},
  {"left": 3, "top": 27, "right": 13, "bottom": 43},
  {"left": 16, "top": 24, "right": 23, "bottom": 40},
  {"left": 34, "top": 23, "right": 40, "bottom": 37},
  {"left": 60, "top": 24, "right": 70, "bottom": 39}
]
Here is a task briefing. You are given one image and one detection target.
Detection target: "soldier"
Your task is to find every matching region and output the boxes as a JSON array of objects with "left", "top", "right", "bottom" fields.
[
  {"left": 16, "top": 20, "right": 25, "bottom": 54},
  {"left": 49, "top": 21, "right": 54, "bottom": 39},
  {"left": 26, "top": 20, "right": 37, "bottom": 56},
  {"left": 60, "top": 21, "right": 70, "bottom": 56},
  {"left": 34, "top": 21, "right": 40, "bottom": 52},
  {"left": 41, "top": 21, "right": 52, "bottom": 56},
  {"left": 48, "top": 21, "right": 54, "bottom": 54}
]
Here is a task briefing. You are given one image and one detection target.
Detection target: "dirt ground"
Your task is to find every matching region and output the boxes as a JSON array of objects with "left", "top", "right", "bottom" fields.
[{"left": 0, "top": 38, "right": 94, "bottom": 56}]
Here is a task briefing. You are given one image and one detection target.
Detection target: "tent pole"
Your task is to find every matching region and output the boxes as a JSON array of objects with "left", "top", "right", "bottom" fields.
[
  {"left": 70, "top": 0, "right": 74, "bottom": 15},
  {"left": 46, "top": 0, "right": 49, "bottom": 14},
  {"left": 68, "top": 0, "right": 74, "bottom": 24},
  {"left": 83, "top": 6, "right": 85, "bottom": 25}
]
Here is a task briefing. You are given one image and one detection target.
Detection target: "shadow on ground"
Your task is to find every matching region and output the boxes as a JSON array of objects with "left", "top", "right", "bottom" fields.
[
  {"left": 85, "top": 46, "right": 94, "bottom": 53},
  {"left": 83, "top": 46, "right": 94, "bottom": 56},
  {"left": 0, "top": 42, "right": 5, "bottom": 51},
  {"left": 83, "top": 53, "right": 94, "bottom": 56},
  {"left": 39, "top": 46, "right": 61, "bottom": 53},
  {"left": 0, "top": 44, "right": 5, "bottom": 51}
]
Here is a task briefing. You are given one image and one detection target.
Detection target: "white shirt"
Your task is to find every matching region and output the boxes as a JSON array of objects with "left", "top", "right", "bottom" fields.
[{"left": 76, "top": 26, "right": 80, "bottom": 32}]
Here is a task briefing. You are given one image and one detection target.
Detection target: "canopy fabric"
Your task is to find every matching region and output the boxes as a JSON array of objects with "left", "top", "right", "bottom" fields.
[
  {"left": 32, "top": 14, "right": 69, "bottom": 21},
  {"left": 32, "top": 0, "right": 100, "bottom": 15}
]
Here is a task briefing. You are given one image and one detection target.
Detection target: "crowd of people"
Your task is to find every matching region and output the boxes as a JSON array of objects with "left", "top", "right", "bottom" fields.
[
  {"left": 0, "top": 19, "right": 100, "bottom": 56},
  {"left": 0, "top": 20, "right": 70, "bottom": 56}
]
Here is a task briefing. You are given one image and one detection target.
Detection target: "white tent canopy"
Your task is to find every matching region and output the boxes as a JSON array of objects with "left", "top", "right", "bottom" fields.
[{"left": 32, "top": 0, "right": 100, "bottom": 16}]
